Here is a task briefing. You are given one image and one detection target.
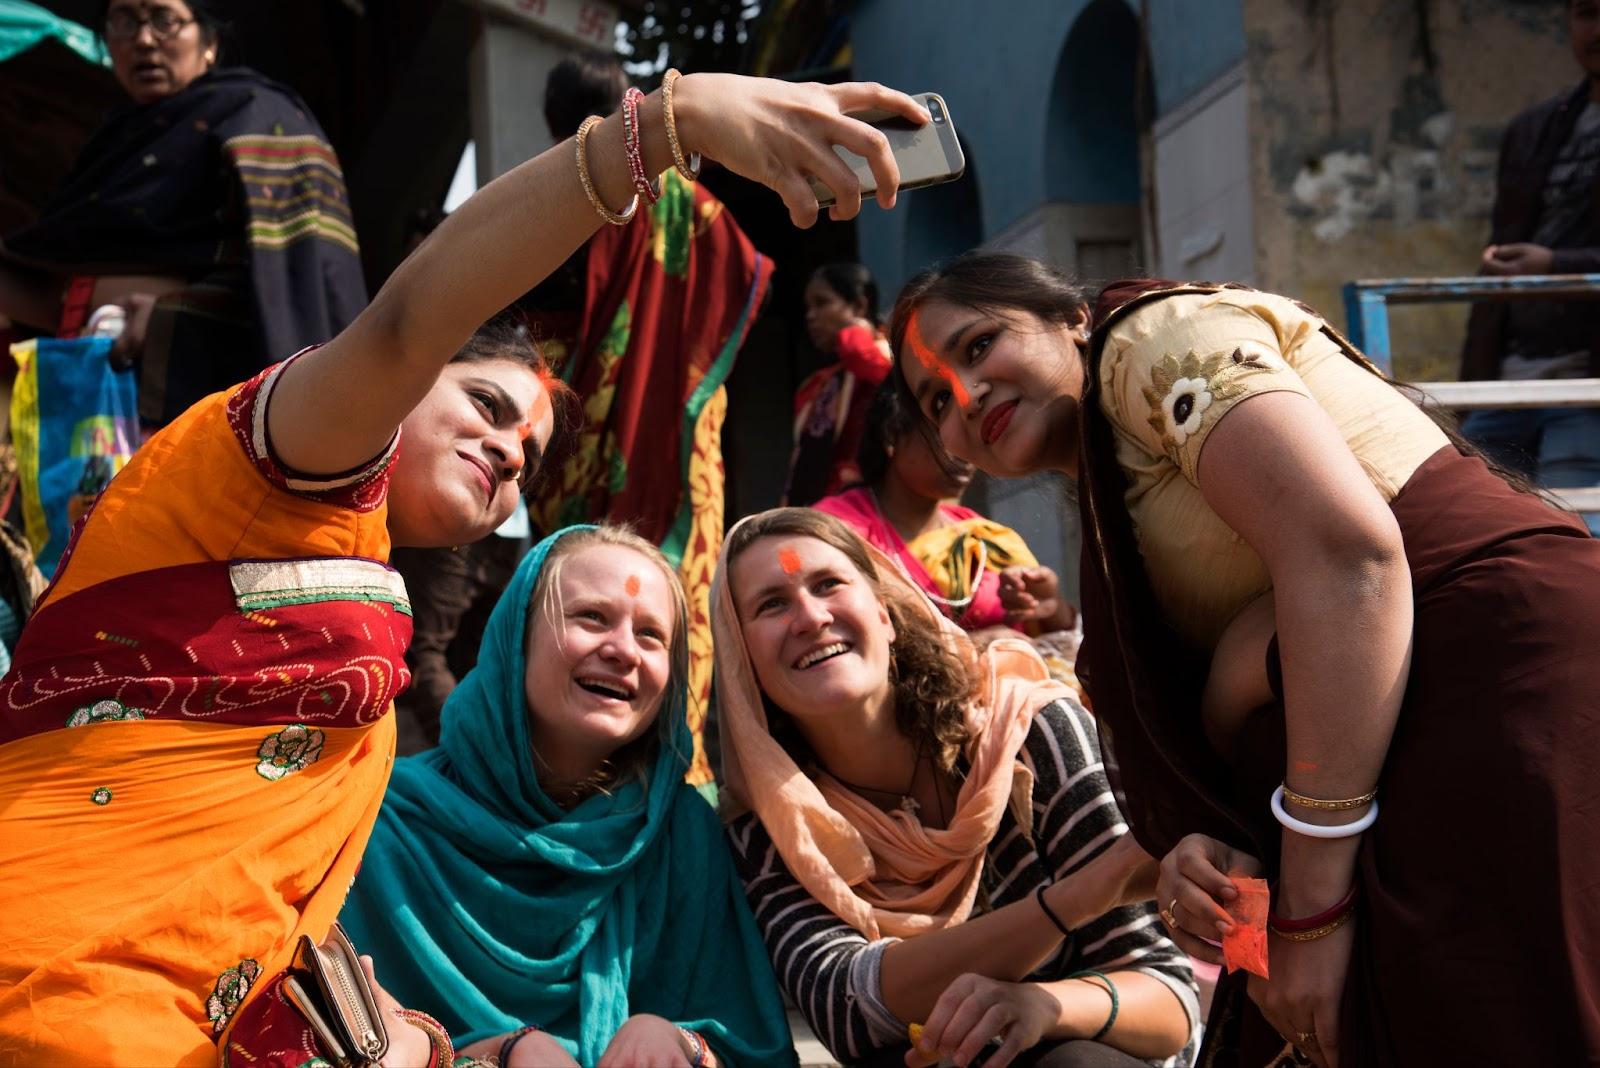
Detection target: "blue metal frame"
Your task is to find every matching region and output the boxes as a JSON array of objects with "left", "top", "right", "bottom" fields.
[{"left": 1341, "top": 274, "right": 1600, "bottom": 372}]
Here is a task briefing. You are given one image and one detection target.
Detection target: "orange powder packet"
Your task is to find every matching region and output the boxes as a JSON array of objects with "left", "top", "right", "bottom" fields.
[{"left": 1221, "top": 876, "right": 1271, "bottom": 979}]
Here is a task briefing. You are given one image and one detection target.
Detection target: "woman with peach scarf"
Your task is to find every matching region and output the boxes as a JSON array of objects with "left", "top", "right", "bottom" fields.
[{"left": 712, "top": 508, "right": 1197, "bottom": 1068}]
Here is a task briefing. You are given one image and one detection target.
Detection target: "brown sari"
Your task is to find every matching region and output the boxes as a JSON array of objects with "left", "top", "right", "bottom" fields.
[{"left": 1076, "top": 281, "right": 1600, "bottom": 1065}]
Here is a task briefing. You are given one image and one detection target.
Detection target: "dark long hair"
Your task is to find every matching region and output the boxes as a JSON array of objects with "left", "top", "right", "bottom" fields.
[
  {"left": 544, "top": 52, "right": 628, "bottom": 141},
  {"left": 887, "top": 251, "right": 1542, "bottom": 500},
  {"left": 812, "top": 262, "right": 882, "bottom": 326},
  {"left": 856, "top": 379, "right": 969, "bottom": 491}
]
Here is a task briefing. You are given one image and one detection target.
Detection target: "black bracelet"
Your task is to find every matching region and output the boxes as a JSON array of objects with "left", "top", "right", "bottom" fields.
[
  {"left": 498, "top": 1025, "right": 540, "bottom": 1065},
  {"left": 1034, "top": 884, "right": 1073, "bottom": 938}
]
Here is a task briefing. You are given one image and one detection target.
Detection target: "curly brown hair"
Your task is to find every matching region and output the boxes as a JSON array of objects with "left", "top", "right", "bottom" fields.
[{"left": 723, "top": 508, "right": 978, "bottom": 775}]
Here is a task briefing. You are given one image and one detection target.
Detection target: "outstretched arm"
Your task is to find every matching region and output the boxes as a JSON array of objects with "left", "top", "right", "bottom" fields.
[{"left": 269, "top": 75, "right": 927, "bottom": 476}]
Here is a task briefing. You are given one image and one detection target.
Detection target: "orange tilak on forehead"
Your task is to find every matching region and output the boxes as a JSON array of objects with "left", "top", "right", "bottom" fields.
[
  {"left": 624, "top": 574, "right": 641, "bottom": 597},
  {"left": 516, "top": 421, "right": 535, "bottom": 443},
  {"left": 906, "top": 308, "right": 970, "bottom": 408},
  {"left": 778, "top": 547, "right": 803, "bottom": 576}
]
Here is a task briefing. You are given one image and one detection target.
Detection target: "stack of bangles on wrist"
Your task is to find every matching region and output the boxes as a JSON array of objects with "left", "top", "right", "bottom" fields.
[
  {"left": 576, "top": 68, "right": 699, "bottom": 226},
  {"left": 1269, "top": 883, "right": 1359, "bottom": 942},
  {"left": 679, "top": 1026, "right": 712, "bottom": 1068},
  {"left": 394, "top": 1008, "right": 454, "bottom": 1068},
  {"left": 1269, "top": 783, "right": 1378, "bottom": 839}
]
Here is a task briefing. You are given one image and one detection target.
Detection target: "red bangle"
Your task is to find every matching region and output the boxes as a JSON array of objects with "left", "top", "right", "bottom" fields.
[
  {"left": 1268, "top": 883, "right": 1358, "bottom": 932},
  {"left": 621, "top": 87, "right": 661, "bottom": 205}
]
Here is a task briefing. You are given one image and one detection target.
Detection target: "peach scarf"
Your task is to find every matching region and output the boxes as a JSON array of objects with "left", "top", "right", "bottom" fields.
[{"left": 711, "top": 514, "right": 1075, "bottom": 939}]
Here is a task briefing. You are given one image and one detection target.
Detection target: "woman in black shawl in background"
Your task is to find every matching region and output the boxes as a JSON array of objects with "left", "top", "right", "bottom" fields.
[{"left": 0, "top": 0, "right": 365, "bottom": 426}]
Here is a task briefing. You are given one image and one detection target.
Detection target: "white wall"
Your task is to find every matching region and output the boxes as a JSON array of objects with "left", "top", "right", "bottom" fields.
[{"left": 1152, "top": 61, "right": 1254, "bottom": 284}]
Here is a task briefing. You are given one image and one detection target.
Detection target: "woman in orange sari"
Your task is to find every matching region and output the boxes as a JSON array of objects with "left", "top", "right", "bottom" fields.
[{"left": 0, "top": 73, "right": 930, "bottom": 1066}]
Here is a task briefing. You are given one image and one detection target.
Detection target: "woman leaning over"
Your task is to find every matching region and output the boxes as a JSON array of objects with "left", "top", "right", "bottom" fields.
[
  {"left": 332, "top": 526, "right": 793, "bottom": 1068},
  {"left": 1, "top": 0, "right": 367, "bottom": 426},
  {"left": 892, "top": 254, "right": 1600, "bottom": 1065},
  {"left": 0, "top": 72, "right": 930, "bottom": 1066},
  {"left": 712, "top": 508, "right": 1198, "bottom": 1068}
]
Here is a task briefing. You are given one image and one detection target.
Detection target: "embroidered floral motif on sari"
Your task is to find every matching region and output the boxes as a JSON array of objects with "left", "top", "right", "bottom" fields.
[
  {"left": 255, "top": 724, "right": 326, "bottom": 780},
  {"left": 207, "top": 959, "right": 262, "bottom": 1035},
  {"left": 1141, "top": 347, "right": 1285, "bottom": 464}
]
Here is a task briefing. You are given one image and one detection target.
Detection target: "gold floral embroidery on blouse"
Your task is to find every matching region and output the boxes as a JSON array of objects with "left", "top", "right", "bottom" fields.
[{"left": 1141, "top": 347, "right": 1283, "bottom": 463}]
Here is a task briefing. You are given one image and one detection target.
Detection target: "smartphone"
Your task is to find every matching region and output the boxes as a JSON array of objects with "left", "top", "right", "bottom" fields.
[{"left": 810, "top": 92, "right": 965, "bottom": 209}]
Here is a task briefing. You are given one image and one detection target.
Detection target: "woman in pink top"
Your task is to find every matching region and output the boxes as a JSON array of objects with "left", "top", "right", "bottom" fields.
[{"left": 815, "top": 382, "right": 1077, "bottom": 647}]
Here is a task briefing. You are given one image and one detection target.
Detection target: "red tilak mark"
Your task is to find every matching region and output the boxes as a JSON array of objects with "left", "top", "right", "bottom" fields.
[
  {"left": 1292, "top": 760, "right": 1319, "bottom": 772},
  {"left": 778, "top": 548, "right": 803, "bottom": 575},
  {"left": 624, "top": 574, "right": 641, "bottom": 597},
  {"left": 905, "top": 309, "right": 970, "bottom": 408}
]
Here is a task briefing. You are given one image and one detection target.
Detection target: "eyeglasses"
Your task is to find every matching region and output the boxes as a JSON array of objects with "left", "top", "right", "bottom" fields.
[{"left": 104, "top": 8, "right": 196, "bottom": 41}]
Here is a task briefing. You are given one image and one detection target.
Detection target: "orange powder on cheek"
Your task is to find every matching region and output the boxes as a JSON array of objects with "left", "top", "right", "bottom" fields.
[
  {"left": 624, "top": 574, "right": 641, "bottom": 597},
  {"left": 778, "top": 548, "right": 802, "bottom": 576},
  {"left": 905, "top": 309, "right": 970, "bottom": 409}
]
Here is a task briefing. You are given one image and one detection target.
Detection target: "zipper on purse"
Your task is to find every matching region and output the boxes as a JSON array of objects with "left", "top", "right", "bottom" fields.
[{"left": 324, "top": 946, "right": 382, "bottom": 1056}]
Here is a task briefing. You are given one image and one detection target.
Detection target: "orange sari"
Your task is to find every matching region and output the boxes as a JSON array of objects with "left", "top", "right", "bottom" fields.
[{"left": 0, "top": 354, "right": 409, "bottom": 1066}]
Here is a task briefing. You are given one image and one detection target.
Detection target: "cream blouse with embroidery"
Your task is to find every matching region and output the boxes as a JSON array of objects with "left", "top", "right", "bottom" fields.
[{"left": 1097, "top": 288, "right": 1448, "bottom": 650}]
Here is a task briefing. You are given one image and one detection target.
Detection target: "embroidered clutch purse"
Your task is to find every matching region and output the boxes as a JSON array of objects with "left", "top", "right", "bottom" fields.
[{"left": 282, "top": 922, "right": 390, "bottom": 1068}]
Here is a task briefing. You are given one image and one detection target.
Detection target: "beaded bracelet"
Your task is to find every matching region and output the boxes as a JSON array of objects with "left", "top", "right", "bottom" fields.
[
  {"left": 1280, "top": 783, "right": 1378, "bottom": 812},
  {"left": 575, "top": 116, "right": 638, "bottom": 226},
  {"left": 1270, "top": 785, "right": 1379, "bottom": 839},
  {"left": 620, "top": 87, "right": 662, "bottom": 205},
  {"left": 395, "top": 1008, "right": 454, "bottom": 1068},
  {"left": 497, "top": 1024, "right": 540, "bottom": 1065},
  {"left": 1069, "top": 970, "right": 1119, "bottom": 1042},
  {"left": 1268, "top": 883, "right": 1358, "bottom": 935},
  {"left": 661, "top": 69, "right": 701, "bottom": 181}
]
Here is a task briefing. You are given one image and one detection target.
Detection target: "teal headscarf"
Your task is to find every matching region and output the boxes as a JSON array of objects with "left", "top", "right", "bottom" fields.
[{"left": 341, "top": 527, "right": 795, "bottom": 1067}]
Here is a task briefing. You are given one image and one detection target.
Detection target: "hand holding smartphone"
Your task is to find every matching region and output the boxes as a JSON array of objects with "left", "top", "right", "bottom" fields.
[{"left": 810, "top": 92, "right": 966, "bottom": 209}]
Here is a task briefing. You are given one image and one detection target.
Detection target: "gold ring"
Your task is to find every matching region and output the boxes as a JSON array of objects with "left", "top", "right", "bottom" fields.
[
  {"left": 1160, "top": 897, "right": 1179, "bottom": 928},
  {"left": 1295, "top": 1029, "right": 1319, "bottom": 1048}
]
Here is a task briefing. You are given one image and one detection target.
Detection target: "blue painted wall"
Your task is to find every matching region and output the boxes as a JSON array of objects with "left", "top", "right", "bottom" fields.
[{"left": 850, "top": 0, "right": 1244, "bottom": 296}]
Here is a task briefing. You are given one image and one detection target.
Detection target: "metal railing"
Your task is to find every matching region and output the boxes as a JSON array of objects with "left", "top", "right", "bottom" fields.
[{"left": 1342, "top": 274, "right": 1600, "bottom": 513}]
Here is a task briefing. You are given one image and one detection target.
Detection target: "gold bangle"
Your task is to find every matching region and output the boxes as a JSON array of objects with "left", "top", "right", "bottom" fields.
[
  {"left": 575, "top": 115, "right": 638, "bottom": 226},
  {"left": 1280, "top": 783, "right": 1377, "bottom": 812},
  {"left": 1269, "top": 908, "right": 1353, "bottom": 942},
  {"left": 661, "top": 69, "right": 702, "bottom": 182}
]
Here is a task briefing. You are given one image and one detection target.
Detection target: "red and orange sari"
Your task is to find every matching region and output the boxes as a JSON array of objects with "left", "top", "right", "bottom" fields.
[{"left": 0, "top": 355, "right": 409, "bottom": 1066}]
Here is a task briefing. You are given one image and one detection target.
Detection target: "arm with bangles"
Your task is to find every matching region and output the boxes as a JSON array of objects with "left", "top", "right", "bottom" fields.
[
  {"left": 1167, "top": 388, "right": 1409, "bottom": 1068},
  {"left": 264, "top": 75, "right": 927, "bottom": 479}
]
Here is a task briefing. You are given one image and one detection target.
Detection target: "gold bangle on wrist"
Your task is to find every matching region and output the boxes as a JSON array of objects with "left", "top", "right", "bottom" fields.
[
  {"left": 1280, "top": 783, "right": 1378, "bottom": 812},
  {"left": 1269, "top": 908, "right": 1353, "bottom": 942},
  {"left": 394, "top": 1008, "right": 455, "bottom": 1066},
  {"left": 661, "top": 69, "right": 702, "bottom": 181},
  {"left": 575, "top": 115, "right": 638, "bottom": 226}
]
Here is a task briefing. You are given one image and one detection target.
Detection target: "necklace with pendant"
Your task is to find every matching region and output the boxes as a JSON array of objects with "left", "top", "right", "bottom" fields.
[{"left": 829, "top": 735, "right": 941, "bottom": 821}]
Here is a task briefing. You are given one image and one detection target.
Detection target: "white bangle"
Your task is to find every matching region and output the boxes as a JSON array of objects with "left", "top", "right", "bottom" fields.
[{"left": 1271, "top": 784, "right": 1378, "bottom": 839}]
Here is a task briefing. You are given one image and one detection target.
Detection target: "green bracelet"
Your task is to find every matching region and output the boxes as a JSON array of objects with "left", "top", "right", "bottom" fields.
[{"left": 1069, "top": 970, "right": 1118, "bottom": 1041}]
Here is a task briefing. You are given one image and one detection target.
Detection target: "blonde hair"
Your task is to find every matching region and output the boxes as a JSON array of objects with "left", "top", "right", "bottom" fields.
[{"left": 527, "top": 524, "right": 691, "bottom": 800}]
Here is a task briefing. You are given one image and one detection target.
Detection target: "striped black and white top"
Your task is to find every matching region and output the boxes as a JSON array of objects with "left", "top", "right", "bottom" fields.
[{"left": 726, "top": 698, "right": 1200, "bottom": 1067}]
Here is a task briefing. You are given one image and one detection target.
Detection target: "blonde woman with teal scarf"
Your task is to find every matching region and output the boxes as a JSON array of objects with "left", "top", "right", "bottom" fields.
[{"left": 340, "top": 525, "right": 795, "bottom": 1068}]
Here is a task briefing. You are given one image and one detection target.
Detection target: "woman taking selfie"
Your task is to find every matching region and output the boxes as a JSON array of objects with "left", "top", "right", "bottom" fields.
[
  {"left": 0, "top": 71, "right": 928, "bottom": 1066},
  {"left": 713, "top": 508, "right": 1197, "bottom": 1068},
  {"left": 892, "top": 253, "right": 1600, "bottom": 1065}
]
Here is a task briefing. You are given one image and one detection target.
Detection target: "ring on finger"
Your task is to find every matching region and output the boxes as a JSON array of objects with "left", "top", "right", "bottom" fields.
[
  {"left": 1295, "top": 1029, "right": 1319, "bottom": 1048},
  {"left": 1160, "top": 897, "right": 1179, "bottom": 928}
]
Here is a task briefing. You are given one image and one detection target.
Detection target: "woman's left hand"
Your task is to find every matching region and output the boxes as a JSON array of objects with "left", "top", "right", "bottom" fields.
[
  {"left": 909, "top": 974, "right": 1054, "bottom": 1068},
  {"left": 1247, "top": 919, "right": 1354, "bottom": 1068},
  {"left": 596, "top": 1014, "right": 693, "bottom": 1068}
]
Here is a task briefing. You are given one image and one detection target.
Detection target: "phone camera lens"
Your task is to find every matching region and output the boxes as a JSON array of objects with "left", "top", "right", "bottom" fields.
[{"left": 929, "top": 99, "right": 945, "bottom": 123}]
